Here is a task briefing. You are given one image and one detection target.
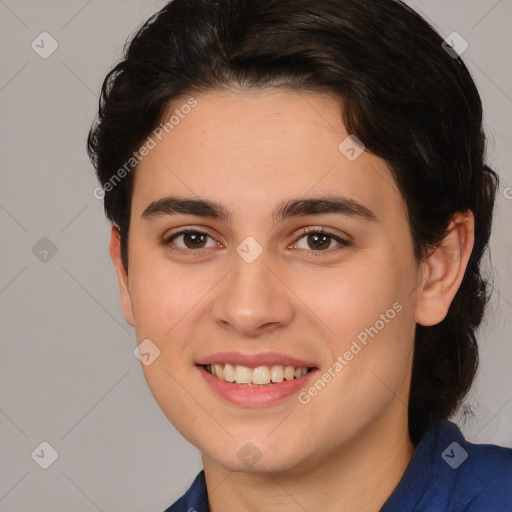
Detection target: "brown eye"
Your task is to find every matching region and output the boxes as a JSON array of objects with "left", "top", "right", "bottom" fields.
[
  {"left": 180, "top": 232, "right": 208, "bottom": 249},
  {"left": 292, "top": 228, "right": 349, "bottom": 253},
  {"left": 164, "top": 230, "right": 218, "bottom": 253},
  {"left": 305, "top": 232, "right": 332, "bottom": 250}
]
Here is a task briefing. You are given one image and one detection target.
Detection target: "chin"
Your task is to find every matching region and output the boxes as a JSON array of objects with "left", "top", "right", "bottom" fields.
[{"left": 203, "top": 441, "right": 314, "bottom": 476}]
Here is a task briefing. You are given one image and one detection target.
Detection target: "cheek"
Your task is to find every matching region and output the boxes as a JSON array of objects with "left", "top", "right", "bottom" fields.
[
  {"left": 303, "top": 306, "right": 415, "bottom": 435},
  {"left": 128, "top": 250, "right": 194, "bottom": 335},
  {"left": 140, "top": 357, "right": 209, "bottom": 448},
  {"left": 292, "top": 254, "right": 410, "bottom": 346},
  {"left": 293, "top": 248, "right": 416, "bottom": 399}
]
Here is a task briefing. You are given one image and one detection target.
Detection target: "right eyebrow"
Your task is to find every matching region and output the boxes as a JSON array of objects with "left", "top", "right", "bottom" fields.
[{"left": 141, "top": 196, "right": 231, "bottom": 222}]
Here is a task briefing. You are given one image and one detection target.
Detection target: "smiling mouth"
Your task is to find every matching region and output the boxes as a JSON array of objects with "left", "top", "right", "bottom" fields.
[{"left": 202, "top": 363, "right": 313, "bottom": 386}]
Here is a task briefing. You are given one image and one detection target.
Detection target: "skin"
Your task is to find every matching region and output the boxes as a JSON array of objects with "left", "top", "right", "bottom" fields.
[{"left": 109, "top": 89, "right": 474, "bottom": 512}]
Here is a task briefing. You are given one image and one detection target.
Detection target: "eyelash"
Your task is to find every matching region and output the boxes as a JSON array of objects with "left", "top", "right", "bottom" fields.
[{"left": 161, "top": 227, "right": 351, "bottom": 258}]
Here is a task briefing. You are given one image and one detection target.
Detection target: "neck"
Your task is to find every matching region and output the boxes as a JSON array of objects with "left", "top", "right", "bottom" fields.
[{"left": 203, "top": 407, "right": 414, "bottom": 512}]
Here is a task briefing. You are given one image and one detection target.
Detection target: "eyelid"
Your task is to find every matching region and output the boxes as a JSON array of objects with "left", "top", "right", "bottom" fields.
[{"left": 293, "top": 226, "right": 350, "bottom": 243}]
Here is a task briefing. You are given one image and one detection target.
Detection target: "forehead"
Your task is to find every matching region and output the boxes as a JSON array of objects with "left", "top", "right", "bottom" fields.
[{"left": 131, "top": 89, "right": 404, "bottom": 223}]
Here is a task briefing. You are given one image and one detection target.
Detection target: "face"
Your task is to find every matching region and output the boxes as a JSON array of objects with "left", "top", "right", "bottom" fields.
[{"left": 113, "top": 89, "right": 424, "bottom": 473}]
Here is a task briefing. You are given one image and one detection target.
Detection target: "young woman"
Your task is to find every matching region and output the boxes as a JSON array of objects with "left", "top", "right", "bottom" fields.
[{"left": 87, "top": 1, "right": 512, "bottom": 510}]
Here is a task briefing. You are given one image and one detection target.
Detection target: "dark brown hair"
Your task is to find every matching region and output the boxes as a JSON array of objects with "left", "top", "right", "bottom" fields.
[{"left": 87, "top": 0, "right": 499, "bottom": 444}]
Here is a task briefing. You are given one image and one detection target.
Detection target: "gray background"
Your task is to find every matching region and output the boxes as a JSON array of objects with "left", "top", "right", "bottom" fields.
[{"left": 0, "top": 0, "right": 511, "bottom": 510}]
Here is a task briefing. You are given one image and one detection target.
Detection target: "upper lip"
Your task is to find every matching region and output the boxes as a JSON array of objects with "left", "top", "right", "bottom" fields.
[{"left": 196, "top": 351, "right": 317, "bottom": 368}]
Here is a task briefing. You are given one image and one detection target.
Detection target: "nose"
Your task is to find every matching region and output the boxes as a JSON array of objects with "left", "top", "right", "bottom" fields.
[{"left": 211, "top": 249, "right": 295, "bottom": 338}]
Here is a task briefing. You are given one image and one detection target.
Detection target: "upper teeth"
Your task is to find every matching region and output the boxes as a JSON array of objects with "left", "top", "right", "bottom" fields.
[{"left": 205, "top": 364, "right": 309, "bottom": 385}]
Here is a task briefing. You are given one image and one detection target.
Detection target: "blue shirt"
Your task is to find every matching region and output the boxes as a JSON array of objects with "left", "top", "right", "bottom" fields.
[{"left": 163, "top": 420, "right": 512, "bottom": 511}]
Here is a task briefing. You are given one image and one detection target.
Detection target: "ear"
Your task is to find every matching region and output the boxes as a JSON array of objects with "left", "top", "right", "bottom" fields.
[
  {"left": 109, "top": 225, "right": 135, "bottom": 327},
  {"left": 415, "top": 211, "right": 475, "bottom": 326}
]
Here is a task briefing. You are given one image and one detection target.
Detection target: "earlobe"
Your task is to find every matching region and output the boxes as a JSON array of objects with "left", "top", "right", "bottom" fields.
[
  {"left": 109, "top": 225, "right": 136, "bottom": 327},
  {"left": 414, "top": 211, "right": 475, "bottom": 327}
]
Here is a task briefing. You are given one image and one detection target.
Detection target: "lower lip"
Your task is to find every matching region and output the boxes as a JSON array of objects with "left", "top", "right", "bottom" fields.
[{"left": 197, "top": 365, "right": 317, "bottom": 407}]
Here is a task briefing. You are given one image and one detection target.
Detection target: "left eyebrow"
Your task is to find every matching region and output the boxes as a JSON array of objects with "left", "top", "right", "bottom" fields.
[
  {"left": 273, "top": 196, "right": 378, "bottom": 223},
  {"left": 141, "top": 195, "right": 378, "bottom": 224}
]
